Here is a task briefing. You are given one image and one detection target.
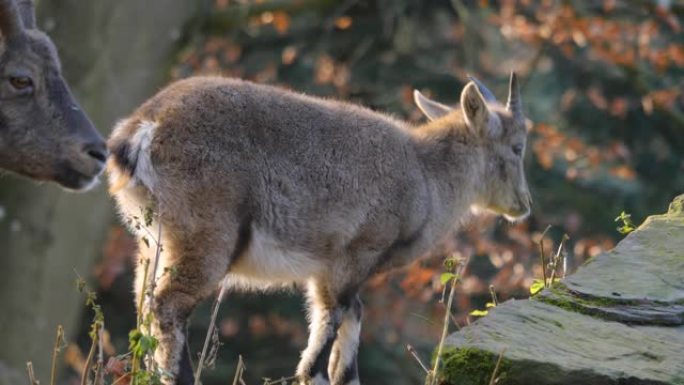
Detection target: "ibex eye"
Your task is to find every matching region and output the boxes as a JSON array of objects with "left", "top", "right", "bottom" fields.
[
  {"left": 512, "top": 144, "right": 524, "bottom": 156},
  {"left": 9, "top": 76, "right": 33, "bottom": 91}
]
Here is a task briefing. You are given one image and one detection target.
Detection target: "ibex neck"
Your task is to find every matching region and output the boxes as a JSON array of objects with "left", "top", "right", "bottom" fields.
[{"left": 411, "top": 122, "right": 486, "bottom": 220}]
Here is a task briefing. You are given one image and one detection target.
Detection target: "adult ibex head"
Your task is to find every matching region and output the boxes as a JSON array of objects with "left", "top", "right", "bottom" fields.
[{"left": 0, "top": 0, "right": 106, "bottom": 191}]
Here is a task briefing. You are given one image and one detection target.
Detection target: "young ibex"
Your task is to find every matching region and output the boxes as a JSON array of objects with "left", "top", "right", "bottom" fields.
[
  {"left": 0, "top": 0, "right": 106, "bottom": 190},
  {"left": 108, "top": 72, "right": 530, "bottom": 385}
]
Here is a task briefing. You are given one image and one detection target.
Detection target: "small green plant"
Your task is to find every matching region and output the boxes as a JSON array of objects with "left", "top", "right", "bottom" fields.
[
  {"left": 25, "top": 205, "right": 232, "bottom": 385},
  {"left": 128, "top": 207, "right": 168, "bottom": 385},
  {"left": 469, "top": 285, "right": 498, "bottom": 318},
  {"left": 615, "top": 210, "right": 636, "bottom": 234},
  {"left": 75, "top": 273, "right": 106, "bottom": 385},
  {"left": 468, "top": 304, "right": 495, "bottom": 318},
  {"left": 529, "top": 279, "right": 545, "bottom": 295},
  {"left": 71, "top": 207, "right": 169, "bottom": 385}
]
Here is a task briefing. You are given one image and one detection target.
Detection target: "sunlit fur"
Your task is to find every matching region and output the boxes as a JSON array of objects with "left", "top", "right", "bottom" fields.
[
  {"left": 108, "top": 74, "right": 530, "bottom": 385},
  {"left": 0, "top": 0, "right": 106, "bottom": 190}
]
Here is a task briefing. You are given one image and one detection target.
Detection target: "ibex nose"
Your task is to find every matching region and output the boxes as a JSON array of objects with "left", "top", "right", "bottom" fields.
[{"left": 83, "top": 141, "right": 108, "bottom": 164}]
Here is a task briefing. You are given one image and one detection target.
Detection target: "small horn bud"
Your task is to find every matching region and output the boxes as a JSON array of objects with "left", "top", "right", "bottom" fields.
[
  {"left": 0, "top": 0, "right": 25, "bottom": 39},
  {"left": 16, "top": 0, "right": 35, "bottom": 30},
  {"left": 506, "top": 72, "right": 523, "bottom": 121}
]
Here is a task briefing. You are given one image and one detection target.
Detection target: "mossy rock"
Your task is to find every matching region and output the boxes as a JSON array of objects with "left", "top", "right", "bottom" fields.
[
  {"left": 441, "top": 196, "right": 684, "bottom": 384},
  {"left": 668, "top": 194, "right": 684, "bottom": 215},
  {"left": 562, "top": 204, "right": 684, "bottom": 305},
  {"left": 536, "top": 284, "right": 684, "bottom": 325},
  {"left": 441, "top": 301, "right": 684, "bottom": 385}
]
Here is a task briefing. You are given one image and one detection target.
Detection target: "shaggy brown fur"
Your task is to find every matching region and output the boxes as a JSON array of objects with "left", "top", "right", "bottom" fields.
[
  {"left": 0, "top": 0, "right": 106, "bottom": 190},
  {"left": 108, "top": 73, "right": 530, "bottom": 385}
]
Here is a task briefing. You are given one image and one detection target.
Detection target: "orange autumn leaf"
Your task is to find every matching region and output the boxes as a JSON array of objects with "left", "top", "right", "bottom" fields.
[
  {"left": 272, "top": 11, "right": 291, "bottom": 35},
  {"left": 609, "top": 165, "right": 637, "bottom": 180},
  {"left": 335, "top": 16, "right": 353, "bottom": 30}
]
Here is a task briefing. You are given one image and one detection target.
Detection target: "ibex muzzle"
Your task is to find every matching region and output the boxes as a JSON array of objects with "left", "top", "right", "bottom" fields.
[{"left": 0, "top": 0, "right": 106, "bottom": 191}]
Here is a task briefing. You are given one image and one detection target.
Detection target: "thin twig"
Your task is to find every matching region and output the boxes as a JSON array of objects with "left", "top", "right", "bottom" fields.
[
  {"left": 429, "top": 256, "right": 470, "bottom": 385},
  {"left": 549, "top": 234, "right": 569, "bottom": 284},
  {"left": 449, "top": 312, "right": 461, "bottom": 330},
  {"left": 489, "top": 285, "right": 499, "bottom": 306},
  {"left": 130, "top": 209, "right": 165, "bottom": 384},
  {"left": 110, "top": 372, "right": 132, "bottom": 385},
  {"left": 406, "top": 345, "right": 430, "bottom": 374},
  {"left": 410, "top": 312, "right": 438, "bottom": 326},
  {"left": 26, "top": 362, "right": 39, "bottom": 385},
  {"left": 195, "top": 282, "right": 228, "bottom": 385},
  {"left": 50, "top": 325, "right": 65, "bottom": 385},
  {"left": 146, "top": 217, "right": 164, "bottom": 310},
  {"left": 136, "top": 258, "right": 150, "bottom": 329},
  {"left": 94, "top": 326, "right": 105, "bottom": 385},
  {"left": 131, "top": 256, "right": 150, "bottom": 385},
  {"left": 263, "top": 374, "right": 295, "bottom": 385},
  {"left": 231, "top": 355, "right": 246, "bottom": 385},
  {"left": 81, "top": 323, "right": 100, "bottom": 385},
  {"left": 488, "top": 348, "right": 508, "bottom": 385},
  {"left": 537, "top": 225, "right": 552, "bottom": 286}
]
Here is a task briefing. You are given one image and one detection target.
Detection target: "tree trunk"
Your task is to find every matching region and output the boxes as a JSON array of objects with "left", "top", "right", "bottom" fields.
[{"left": 0, "top": 1, "right": 208, "bottom": 383}]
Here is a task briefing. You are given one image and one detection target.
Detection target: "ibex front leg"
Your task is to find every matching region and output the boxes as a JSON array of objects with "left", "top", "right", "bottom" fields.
[
  {"left": 142, "top": 237, "right": 230, "bottom": 385},
  {"left": 328, "top": 294, "right": 362, "bottom": 385},
  {"left": 296, "top": 279, "right": 344, "bottom": 385}
]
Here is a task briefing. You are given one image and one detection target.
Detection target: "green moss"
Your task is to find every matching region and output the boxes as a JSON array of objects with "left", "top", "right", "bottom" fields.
[
  {"left": 551, "top": 319, "right": 564, "bottom": 329},
  {"left": 534, "top": 283, "right": 654, "bottom": 321},
  {"left": 534, "top": 289, "right": 591, "bottom": 316},
  {"left": 439, "top": 347, "right": 511, "bottom": 385},
  {"left": 550, "top": 283, "right": 646, "bottom": 306}
]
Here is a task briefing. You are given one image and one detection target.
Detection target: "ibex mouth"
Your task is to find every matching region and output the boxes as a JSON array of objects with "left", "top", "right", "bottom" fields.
[
  {"left": 472, "top": 203, "right": 530, "bottom": 222},
  {"left": 503, "top": 190, "right": 532, "bottom": 222},
  {"left": 61, "top": 172, "right": 101, "bottom": 192},
  {"left": 56, "top": 161, "right": 104, "bottom": 192}
]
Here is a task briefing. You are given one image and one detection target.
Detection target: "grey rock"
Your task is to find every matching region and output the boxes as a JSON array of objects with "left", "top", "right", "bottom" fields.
[
  {"left": 441, "top": 195, "right": 684, "bottom": 384},
  {"left": 444, "top": 301, "right": 684, "bottom": 385}
]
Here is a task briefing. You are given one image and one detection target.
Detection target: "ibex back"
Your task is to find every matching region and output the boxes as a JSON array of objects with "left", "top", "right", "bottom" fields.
[
  {"left": 0, "top": 0, "right": 106, "bottom": 190},
  {"left": 108, "top": 73, "right": 530, "bottom": 385}
]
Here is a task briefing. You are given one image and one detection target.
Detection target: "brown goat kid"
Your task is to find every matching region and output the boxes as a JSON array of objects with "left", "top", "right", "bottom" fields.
[
  {"left": 0, "top": 0, "right": 106, "bottom": 190},
  {"left": 108, "top": 73, "right": 530, "bottom": 385}
]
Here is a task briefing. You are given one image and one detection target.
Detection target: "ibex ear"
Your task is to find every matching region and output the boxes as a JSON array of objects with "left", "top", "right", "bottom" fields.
[
  {"left": 16, "top": 0, "right": 35, "bottom": 29},
  {"left": 0, "top": 0, "right": 25, "bottom": 40},
  {"left": 460, "top": 82, "right": 489, "bottom": 131},
  {"left": 413, "top": 90, "right": 453, "bottom": 121}
]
